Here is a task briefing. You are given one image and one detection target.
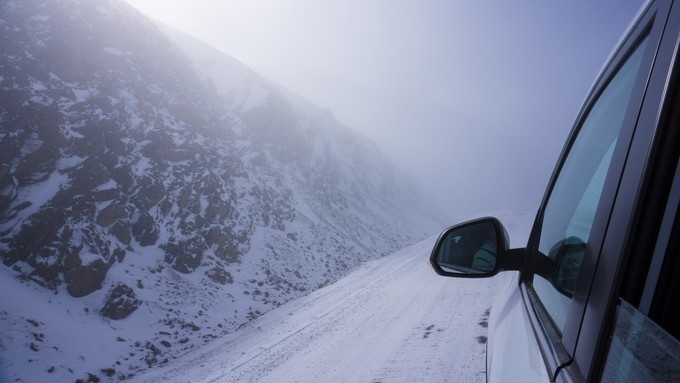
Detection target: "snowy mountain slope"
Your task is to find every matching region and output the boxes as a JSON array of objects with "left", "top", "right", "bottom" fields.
[
  {"left": 0, "top": 0, "right": 448, "bottom": 381},
  {"left": 160, "top": 23, "right": 446, "bottom": 247},
  {"left": 155, "top": 22, "right": 270, "bottom": 116}
]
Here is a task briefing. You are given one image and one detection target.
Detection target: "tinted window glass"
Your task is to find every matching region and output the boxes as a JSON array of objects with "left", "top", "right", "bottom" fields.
[
  {"left": 533, "top": 36, "right": 649, "bottom": 332},
  {"left": 602, "top": 299, "right": 680, "bottom": 382}
]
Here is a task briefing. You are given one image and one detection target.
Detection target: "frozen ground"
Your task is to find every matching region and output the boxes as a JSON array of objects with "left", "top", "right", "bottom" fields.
[{"left": 129, "top": 237, "right": 513, "bottom": 383}]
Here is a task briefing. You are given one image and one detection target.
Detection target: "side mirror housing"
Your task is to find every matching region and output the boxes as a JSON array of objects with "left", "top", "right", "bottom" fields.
[{"left": 429, "top": 217, "right": 523, "bottom": 278}]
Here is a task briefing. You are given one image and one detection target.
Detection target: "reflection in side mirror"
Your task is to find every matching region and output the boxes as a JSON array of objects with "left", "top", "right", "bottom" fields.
[
  {"left": 430, "top": 217, "right": 506, "bottom": 278},
  {"left": 534, "top": 236, "right": 585, "bottom": 298},
  {"left": 552, "top": 236, "right": 586, "bottom": 297}
]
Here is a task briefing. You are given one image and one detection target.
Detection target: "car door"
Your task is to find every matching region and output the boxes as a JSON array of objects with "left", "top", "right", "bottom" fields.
[
  {"left": 515, "top": 1, "right": 676, "bottom": 381},
  {"left": 509, "top": 1, "right": 680, "bottom": 381},
  {"left": 568, "top": 0, "right": 680, "bottom": 380}
]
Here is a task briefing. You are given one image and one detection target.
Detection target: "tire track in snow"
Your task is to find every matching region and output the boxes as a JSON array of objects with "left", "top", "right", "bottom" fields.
[{"left": 217, "top": 241, "right": 438, "bottom": 382}]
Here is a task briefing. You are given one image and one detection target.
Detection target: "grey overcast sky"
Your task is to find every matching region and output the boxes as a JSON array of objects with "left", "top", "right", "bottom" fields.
[{"left": 123, "top": 0, "right": 643, "bottom": 220}]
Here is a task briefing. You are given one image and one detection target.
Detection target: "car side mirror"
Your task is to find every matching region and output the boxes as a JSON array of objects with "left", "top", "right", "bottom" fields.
[{"left": 429, "top": 217, "right": 522, "bottom": 278}]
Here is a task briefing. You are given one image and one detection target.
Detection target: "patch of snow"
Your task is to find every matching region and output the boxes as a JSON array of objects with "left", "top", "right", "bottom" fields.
[
  {"left": 59, "top": 121, "right": 85, "bottom": 139},
  {"left": 31, "top": 14, "right": 51, "bottom": 22},
  {"left": 57, "top": 155, "right": 86, "bottom": 170},
  {"left": 17, "top": 133, "right": 43, "bottom": 158},
  {"left": 71, "top": 88, "right": 92, "bottom": 102},
  {"left": 94, "top": 179, "right": 118, "bottom": 191},
  {"left": 0, "top": 269, "right": 131, "bottom": 383},
  {"left": 132, "top": 153, "right": 153, "bottom": 177},
  {"left": 4, "top": 170, "right": 70, "bottom": 230},
  {"left": 48, "top": 72, "right": 61, "bottom": 82},
  {"left": 103, "top": 46, "right": 125, "bottom": 56},
  {"left": 78, "top": 251, "right": 102, "bottom": 266}
]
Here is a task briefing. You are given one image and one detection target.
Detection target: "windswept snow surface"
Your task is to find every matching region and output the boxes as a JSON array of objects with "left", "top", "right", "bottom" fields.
[{"left": 130, "top": 237, "right": 511, "bottom": 383}]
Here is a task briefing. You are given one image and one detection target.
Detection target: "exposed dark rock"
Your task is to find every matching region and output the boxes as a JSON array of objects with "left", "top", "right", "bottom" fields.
[
  {"left": 64, "top": 259, "right": 109, "bottom": 298},
  {"left": 101, "top": 283, "right": 141, "bottom": 320},
  {"left": 163, "top": 235, "right": 207, "bottom": 274},
  {"left": 100, "top": 368, "right": 115, "bottom": 377},
  {"left": 131, "top": 212, "right": 160, "bottom": 246},
  {"left": 110, "top": 221, "right": 132, "bottom": 246},
  {"left": 96, "top": 202, "right": 127, "bottom": 228},
  {"left": 205, "top": 266, "right": 233, "bottom": 284}
]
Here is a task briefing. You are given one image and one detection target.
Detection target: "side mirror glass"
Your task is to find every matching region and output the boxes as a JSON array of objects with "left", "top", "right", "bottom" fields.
[{"left": 430, "top": 217, "right": 507, "bottom": 278}]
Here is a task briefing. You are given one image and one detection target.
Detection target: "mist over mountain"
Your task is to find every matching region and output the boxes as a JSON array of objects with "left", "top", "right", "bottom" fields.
[{"left": 0, "top": 0, "right": 448, "bottom": 381}]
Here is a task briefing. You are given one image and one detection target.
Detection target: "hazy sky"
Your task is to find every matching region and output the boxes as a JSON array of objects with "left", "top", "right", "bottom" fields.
[{"left": 123, "top": 0, "right": 643, "bottom": 220}]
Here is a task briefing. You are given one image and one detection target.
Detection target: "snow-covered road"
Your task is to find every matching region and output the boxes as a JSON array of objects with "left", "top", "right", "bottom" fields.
[{"left": 130, "top": 238, "right": 510, "bottom": 383}]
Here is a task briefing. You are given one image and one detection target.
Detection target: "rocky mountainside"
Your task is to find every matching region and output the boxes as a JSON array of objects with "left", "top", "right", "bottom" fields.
[{"left": 0, "top": 0, "right": 446, "bottom": 382}]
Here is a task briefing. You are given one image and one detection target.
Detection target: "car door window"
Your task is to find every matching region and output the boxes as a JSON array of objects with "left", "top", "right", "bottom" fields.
[{"left": 532, "top": 35, "right": 649, "bottom": 332}]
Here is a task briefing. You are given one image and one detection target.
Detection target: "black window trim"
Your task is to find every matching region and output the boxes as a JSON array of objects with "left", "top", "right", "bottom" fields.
[{"left": 638, "top": 155, "right": 680, "bottom": 314}]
